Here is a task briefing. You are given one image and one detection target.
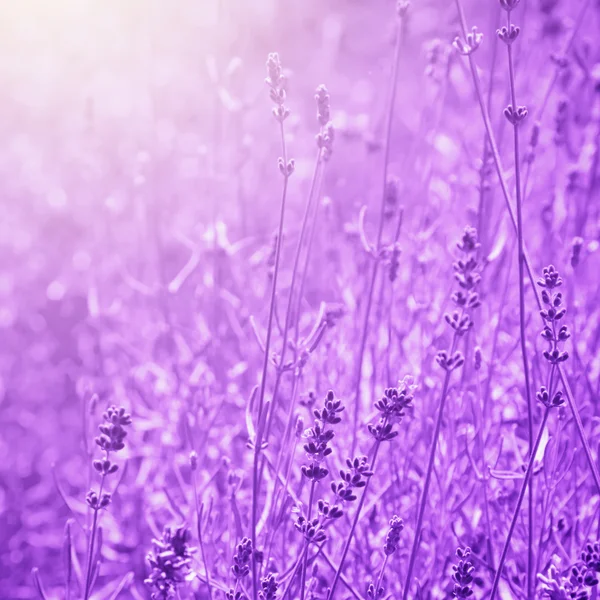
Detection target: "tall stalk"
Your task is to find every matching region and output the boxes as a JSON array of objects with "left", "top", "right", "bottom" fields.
[
  {"left": 497, "top": 2, "right": 535, "bottom": 596},
  {"left": 293, "top": 159, "right": 327, "bottom": 347},
  {"left": 402, "top": 228, "right": 481, "bottom": 599},
  {"left": 258, "top": 90, "right": 334, "bottom": 578},
  {"left": 257, "top": 150, "right": 322, "bottom": 538},
  {"left": 259, "top": 96, "right": 333, "bottom": 490},
  {"left": 351, "top": 2, "right": 407, "bottom": 454},
  {"left": 251, "top": 53, "right": 294, "bottom": 600},
  {"left": 490, "top": 259, "right": 572, "bottom": 598}
]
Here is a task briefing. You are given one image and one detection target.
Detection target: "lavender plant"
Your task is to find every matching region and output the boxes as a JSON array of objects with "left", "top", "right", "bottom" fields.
[
  {"left": 84, "top": 405, "right": 132, "bottom": 599},
  {"left": 329, "top": 377, "right": 415, "bottom": 599},
  {"left": 367, "top": 516, "right": 404, "bottom": 600},
  {"left": 402, "top": 227, "right": 480, "bottom": 599},
  {"left": 7, "top": 2, "right": 600, "bottom": 600},
  {"left": 489, "top": 266, "right": 570, "bottom": 599},
  {"left": 539, "top": 542, "right": 600, "bottom": 600},
  {"left": 296, "top": 391, "right": 344, "bottom": 600},
  {"left": 350, "top": 1, "right": 408, "bottom": 454},
  {"left": 453, "top": 0, "right": 600, "bottom": 498},
  {"left": 251, "top": 51, "right": 295, "bottom": 600},
  {"left": 145, "top": 526, "right": 195, "bottom": 600},
  {"left": 496, "top": 1, "right": 536, "bottom": 594}
]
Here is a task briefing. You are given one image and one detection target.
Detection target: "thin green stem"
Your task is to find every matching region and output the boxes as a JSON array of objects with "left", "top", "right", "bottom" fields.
[
  {"left": 293, "top": 162, "right": 325, "bottom": 348},
  {"left": 263, "top": 373, "right": 301, "bottom": 568},
  {"left": 489, "top": 409, "right": 550, "bottom": 600},
  {"left": 264, "top": 424, "right": 299, "bottom": 568},
  {"left": 282, "top": 151, "right": 323, "bottom": 363},
  {"left": 476, "top": 2, "right": 501, "bottom": 249},
  {"left": 535, "top": 413, "right": 564, "bottom": 577}
]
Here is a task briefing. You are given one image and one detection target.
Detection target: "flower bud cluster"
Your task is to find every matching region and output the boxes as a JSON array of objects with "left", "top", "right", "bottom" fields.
[
  {"left": 315, "top": 85, "right": 334, "bottom": 161},
  {"left": 95, "top": 405, "right": 132, "bottom": 453},
  {"left": 368, "top": 376, "right": 415, "bottom": 441},
  {"left": 536, "top": 265, "right": 570, "bottom": 410},
  {"left": 539, "top": 541, "right": 600, "bottom": 599},
  {"left": 538, "top": 265, "right": 570, "bottom": 366},
  {"left": 145, "top": 527, "right": 195, "bottom": 600},
  {"left": 453, "top": 26, "right": 484, "bottom": 56},
  {"left": 301, "top": 391, "right": 344, "bottom": 481},
  {"left": 86, "top": 405, "right": 132, "bottom": 511},
  {"left": 504, "top": 104, "right": 528, "bottom": 125},
  {"left": 331, "top": 456, "right": 374, "bottom": 502},
  {"left": 265, "top": 53, "right": 294, "bottom": 176},
  {"left": 294, "top": 516, "right": 327, "bottom": 544},
  {"left": 259, "top": 573, "right": 279, "bottom": 600},
  {"left": 383, "top": 515, "right": 404, "bottom": 555},
  {"left": 231, "top": 537, "right": 253, "bottom": 580},
  {"left": 497, "top": 24, "right": 520, "bottom": 45},
  {"left": 436, "top": 227, "right": 481, "bottom": 372},
  {"left": 294, "top": 391, "right": 345, "bottom": 544},
  {"left": 452, "top": 547, "right": 476, "bottom": 599},
  {"left": 265, "top": 53, "right": 288, "bottom": 123}
]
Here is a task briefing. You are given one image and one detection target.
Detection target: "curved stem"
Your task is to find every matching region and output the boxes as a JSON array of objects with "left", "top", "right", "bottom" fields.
[
  {"left": 489, "top": 409, "right": 550, "bottom": 600},
  {"left": 280, "top": 151, "right": 323, "bottom": 365},
  {"left": 194, "top": 492, "right": 214, "bottom": 600},
  {"left": 474, "top": 372, "right": 495, "bottom": 570}
]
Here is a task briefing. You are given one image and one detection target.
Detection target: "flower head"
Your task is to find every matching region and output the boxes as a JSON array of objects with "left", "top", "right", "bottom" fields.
[{"left": 145, "top": 527, "right": 195, "bottom": 600}]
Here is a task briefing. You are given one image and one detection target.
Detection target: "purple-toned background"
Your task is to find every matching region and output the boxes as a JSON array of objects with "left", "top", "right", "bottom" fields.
[{"left": 1, "top": 0, "right": 600, "bottom": 599}]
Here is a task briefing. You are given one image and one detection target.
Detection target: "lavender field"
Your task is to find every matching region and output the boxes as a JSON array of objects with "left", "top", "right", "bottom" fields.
[{"left": 1, "top": 0, "right": 600, "bottom": 598}]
